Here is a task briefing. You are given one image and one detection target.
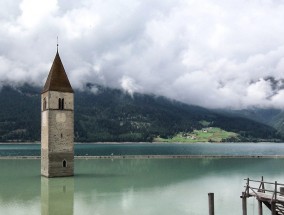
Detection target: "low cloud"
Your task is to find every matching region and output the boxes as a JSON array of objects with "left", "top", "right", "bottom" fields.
[
  {"left": 120, "top": 76, "right": 141, "bottom": 96},
  {"left": 1, "top": 0, "right": 284, "bottom": 109}
]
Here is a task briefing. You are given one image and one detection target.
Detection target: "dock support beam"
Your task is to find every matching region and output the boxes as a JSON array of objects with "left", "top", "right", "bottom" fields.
[
  {"left": 242, "top": 192, "right": 247, "bottom": 215},
  {"left": 258, "top": 200, "right": 263, "bottom": 215},
  {"left": 271, "top": 201, "right": 276, "bottom": 215},
  {"left": 208, "top": 193, "right": 214, "bottom": 215}
]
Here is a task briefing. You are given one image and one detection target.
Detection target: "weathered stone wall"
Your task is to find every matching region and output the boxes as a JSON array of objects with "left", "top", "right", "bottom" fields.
[
  {"left": 41, "top": 92, "right": 49, "bottom": 176},
  {"left": 48, "top": 110, "right": 74, "bottom": 152}
]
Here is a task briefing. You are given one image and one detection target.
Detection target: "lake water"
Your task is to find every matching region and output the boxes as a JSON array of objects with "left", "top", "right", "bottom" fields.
[
  {"left": 1, "top": 142, "right": 284, "bottom": 156},
  {"left": 0, "top": 143, "right": 284, "bottom": 214}
]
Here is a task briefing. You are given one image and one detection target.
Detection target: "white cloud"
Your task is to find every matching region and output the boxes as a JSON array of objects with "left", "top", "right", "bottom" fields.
[
  {"left": 245, "top": 79, "right": 274, "bottom": 106},
  {"left": 120, "top": 76, "right": 140, "bottom": 96},
  {"left": 18, "top": 0, "right": 58, "bottom": 29},
  {"left": 60, "top": 8, "right": 100, "bottom": 39},
  {"left": 2, "top": 0, "right": 284, "bottom": 109}
]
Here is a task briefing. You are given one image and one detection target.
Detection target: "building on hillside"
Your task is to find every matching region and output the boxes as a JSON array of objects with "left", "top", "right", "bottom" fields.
[{"left": 41, "top": 47, "right": 74, "bottom": 177}]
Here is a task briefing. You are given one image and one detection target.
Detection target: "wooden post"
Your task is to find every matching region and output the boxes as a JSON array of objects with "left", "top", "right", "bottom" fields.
[
  {"left": 271, "top": 201, "right": 276, "bottom": 215},
  {"left": 242, "top": 192, "right": 247, "bottom": 215},
  {"left": 258, "top": 200, "right": 263, "bottom": 215},
  {"left": 261, "top": 176, "right": 265, "bottom": 193},
  {"left": 270, "top": 181, "right": 277, "bottom": 215},
  {"left": 246, "top": 178, "right": 250, "bottom": 196},
  {"left": 259, "top": 176, "right": 265, "bottom": 193},
  {"left": 208, "top": 193, "right": 214, "bottom": 215},
  {"left": 275, "top": 181, "right": 277, "bottom": 200}
]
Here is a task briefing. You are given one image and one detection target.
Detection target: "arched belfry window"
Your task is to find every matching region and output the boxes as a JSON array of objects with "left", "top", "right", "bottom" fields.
[
  {"left": 58, "top": 98, "right": 62, "bottom": 109},
  {"left": 63, "top": 160, "right": 67, "bottom": 168},
  {"left": 58, "top": 98, "right": 64, "bottom": 110},
  {"left": 62, "top": 98, "right": 64, "bottom": 109},
  {"left": 43, "top": 98, "right": 47, "bottom": 111}
]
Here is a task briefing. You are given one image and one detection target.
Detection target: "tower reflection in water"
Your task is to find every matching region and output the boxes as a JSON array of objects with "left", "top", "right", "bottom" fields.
[{"left": 41, "top": 177, "right": 74, "bottom": 215}]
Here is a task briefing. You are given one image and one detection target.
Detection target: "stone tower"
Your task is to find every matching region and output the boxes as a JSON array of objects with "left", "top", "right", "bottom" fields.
[{"left": 41, "top": 49, "right": 74, "bottom": 177}]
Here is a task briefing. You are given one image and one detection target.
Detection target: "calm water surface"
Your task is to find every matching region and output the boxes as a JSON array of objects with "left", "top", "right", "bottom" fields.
[
  {"left": 1, "top": 143, "right": 284, "bottom": 214},
  {"left": 0, "top": 158, "right": 283, "bottom": 214},
  {"left": 1, "top": 142, "right": 284, "bottom": 156}
]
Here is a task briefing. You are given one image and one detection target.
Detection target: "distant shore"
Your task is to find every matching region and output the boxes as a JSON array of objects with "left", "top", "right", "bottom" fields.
[
  {"left": 1, "top": 155, "right": 284, "bottom": 159},
  {"left": 0, "top": 141, "right": 204, "bottom": 145},
  {"left": 0, "top": 141, "right": 281, "bottom": 145}
]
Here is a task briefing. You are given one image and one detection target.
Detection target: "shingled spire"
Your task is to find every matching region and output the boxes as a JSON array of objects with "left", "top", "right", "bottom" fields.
[{"left": 42, "top": 51, "right": 73, "bottom": 93}]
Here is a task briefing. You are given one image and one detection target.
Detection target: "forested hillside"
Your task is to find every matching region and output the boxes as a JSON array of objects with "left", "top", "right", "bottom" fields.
[
  {"left": 220, "top": 108, "right": 284, "bottom": 138},
  {"left": 0, "top": 84, "right": 281, "bottom": 142}
]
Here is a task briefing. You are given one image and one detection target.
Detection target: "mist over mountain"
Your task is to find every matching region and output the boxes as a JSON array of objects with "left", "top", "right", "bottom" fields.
[
  {"left": 2, "top": 0, "right": 284, "bottom": 109},
  {"left": 0, "top": 84, "right": 281, "bottom": 142}
]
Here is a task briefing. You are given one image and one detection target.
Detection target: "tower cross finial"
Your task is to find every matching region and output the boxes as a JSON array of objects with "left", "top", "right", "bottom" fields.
[{"left": 57, "top": 36, "right": 59, "bottom": 52}]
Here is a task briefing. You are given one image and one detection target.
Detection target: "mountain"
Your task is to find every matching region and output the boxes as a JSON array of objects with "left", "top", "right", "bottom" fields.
[
  {"left": 218, "top": 108, "right": 281, "bottom": 125},
  {"left": 0, "top": 84, "right": 281, "bottom": 142},
  {"left": 219, "top": 108, "right": 284, "bottom": 137}
]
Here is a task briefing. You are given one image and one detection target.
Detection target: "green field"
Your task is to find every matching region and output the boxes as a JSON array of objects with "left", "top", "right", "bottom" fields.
[{"left": 154, "top": 127, "right": 238, "bottom": 143}]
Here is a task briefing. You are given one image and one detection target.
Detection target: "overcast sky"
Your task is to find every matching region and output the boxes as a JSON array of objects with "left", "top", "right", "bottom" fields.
[{"left": 1, "top": 0, "right": 284, "bottom": 109}]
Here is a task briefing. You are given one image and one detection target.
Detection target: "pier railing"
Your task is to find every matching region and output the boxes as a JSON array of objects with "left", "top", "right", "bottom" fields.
[
  {"left": 244, "top": 177, "right": 284, "bottom": 203},
  {"left": 242, "top": 177, "right": 284, "bottom": 215}
]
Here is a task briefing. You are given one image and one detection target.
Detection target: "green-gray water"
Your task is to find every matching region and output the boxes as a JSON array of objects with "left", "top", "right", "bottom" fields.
[
  {"left": 2, "top": 142, "right": 284, "bottom": 156},
  {"left": 0, "top": 158, "right": 283, "bottom": 214}
]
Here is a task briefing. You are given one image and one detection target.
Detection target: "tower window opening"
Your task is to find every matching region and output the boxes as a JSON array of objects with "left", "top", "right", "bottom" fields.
[
  {"left": 61, "top": 133, "right": 63, "bottom": 138},
  {"left": 63, "top": 160, "right": 67, "bottom": 168},
  {"left": 58, "top": 98, "right": 64, "bottom": 110},
  {"left": 62, "top": 98, "right": 64, "bottom": 109},
  {"left": 58, "top": 98, "right": 62, "bottom": 109}
]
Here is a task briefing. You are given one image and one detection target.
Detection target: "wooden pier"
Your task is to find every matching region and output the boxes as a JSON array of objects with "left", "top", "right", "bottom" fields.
[{"left": 241, "top": 177, "right": 284, "bottom": 215}]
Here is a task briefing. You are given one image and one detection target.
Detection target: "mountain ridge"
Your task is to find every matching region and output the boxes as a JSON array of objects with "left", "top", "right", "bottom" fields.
[{"left": 0, "top": 84, "right": 281, "bottom": 142}]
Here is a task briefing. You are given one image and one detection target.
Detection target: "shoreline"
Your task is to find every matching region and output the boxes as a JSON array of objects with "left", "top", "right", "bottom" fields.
[
  {"left": 1, "top": 155, "right": 284, "bottom": 159},
  {"left": 0, "top": 142, "right": 208, "bottom": 144},
  {"left": 0, "top": 142, "right": 283, "bottom": 145}
]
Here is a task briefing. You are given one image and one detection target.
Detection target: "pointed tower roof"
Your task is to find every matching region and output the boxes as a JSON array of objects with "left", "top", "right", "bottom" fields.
[{"left": 42, "top": 51, "right": 74, "bottom": 94}]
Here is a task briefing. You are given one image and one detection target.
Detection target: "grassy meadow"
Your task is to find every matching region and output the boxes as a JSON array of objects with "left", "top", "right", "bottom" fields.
[{"left": 154, "top": 127, "right": 238, "bottom": 143}]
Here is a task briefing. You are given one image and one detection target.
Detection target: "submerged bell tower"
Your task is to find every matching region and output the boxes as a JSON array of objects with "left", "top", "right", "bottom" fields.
[{"left": 41, "top": 47, "right": 74, "bottom": 177}]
